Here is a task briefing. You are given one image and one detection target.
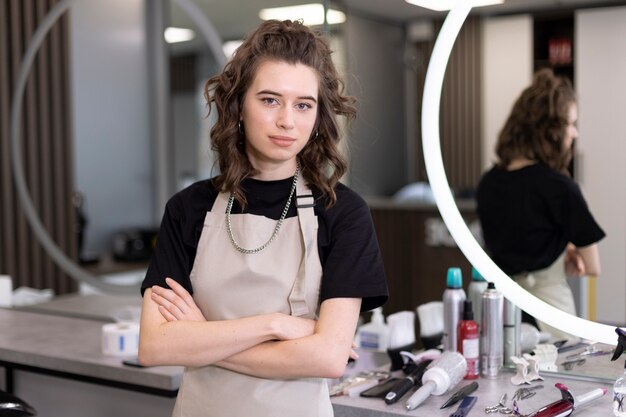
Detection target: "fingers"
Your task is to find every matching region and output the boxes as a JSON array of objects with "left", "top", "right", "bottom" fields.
[
  {"left": 151, "top": 288, "right": 185, "bottom": 319},
  {"left": 165, "top": 277, "right": 199, "bottom": 310},
  {"left": 155, "top": 279, "right": 193, "bottom": 313},
  {"left": 158, "top": 305, "right": 178, "bottom": 322}
]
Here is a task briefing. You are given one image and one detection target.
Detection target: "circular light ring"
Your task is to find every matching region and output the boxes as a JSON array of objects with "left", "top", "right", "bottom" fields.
[
  {"left": 10, "top": 0, "right": 226, "bottom": 293},
  {"left": 421, "top": 2, "right": 617, "bottom": 345}
]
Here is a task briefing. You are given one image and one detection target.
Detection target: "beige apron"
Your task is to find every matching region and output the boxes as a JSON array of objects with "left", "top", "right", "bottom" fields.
[
  {"left": 513, "top": 251, "right": 579, "bottom": 341},
  {"left": 172, "top": 177, "right": 333, "bottom": 417}
]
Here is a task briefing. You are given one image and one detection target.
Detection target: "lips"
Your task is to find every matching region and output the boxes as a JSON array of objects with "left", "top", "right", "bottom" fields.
[{"left": 269, "top": 135, "right": 296, "bottom": 147}]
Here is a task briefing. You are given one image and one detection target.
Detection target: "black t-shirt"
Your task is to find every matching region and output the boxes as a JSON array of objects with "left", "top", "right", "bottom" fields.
[
  {"left": 476, "top": 163, "right": 605, "bottom": 275},
  {"left": 141, "top": 176, "right": 388, "bottom": 312}
]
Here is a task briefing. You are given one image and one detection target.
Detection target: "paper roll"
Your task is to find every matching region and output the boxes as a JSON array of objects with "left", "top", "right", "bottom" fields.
[
  {"left": 102, "top": 322, "right": 140, "bottom": 356},
  {"left": 0, "top": 275, "right": 12, "bottom": 308}
]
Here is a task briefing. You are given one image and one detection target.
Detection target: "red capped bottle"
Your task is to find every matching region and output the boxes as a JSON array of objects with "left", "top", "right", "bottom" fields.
[{"left": 458, "top": 299, "right": 479, "bottom": 380}]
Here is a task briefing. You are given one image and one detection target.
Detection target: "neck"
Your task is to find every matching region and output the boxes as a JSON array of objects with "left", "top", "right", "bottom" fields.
[
  {"left": 506, "top": 157, "right": 536, "bottom": 171},
  {"left": 249, "top": 161, "right": 298, "bottom": 181}
]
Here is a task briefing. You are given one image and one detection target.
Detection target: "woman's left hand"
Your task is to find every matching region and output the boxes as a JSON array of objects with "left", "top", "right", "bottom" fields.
[
  {"left": 151, "top": 277, "right": 206, "bottom": 322},
  {"left": 564, "top": 243, "right": 586, "bottom": 277}
]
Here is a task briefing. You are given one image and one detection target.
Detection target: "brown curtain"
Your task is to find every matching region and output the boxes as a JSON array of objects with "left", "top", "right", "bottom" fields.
[
  {"left": 0, "top": 0, "right": 77, "bottom": 294},
  {"left": 412, "top": 16, "right": 482, "bottom": 195}
]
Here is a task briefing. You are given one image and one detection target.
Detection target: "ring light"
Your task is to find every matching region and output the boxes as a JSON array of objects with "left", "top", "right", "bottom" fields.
[
  {"left": 10, "top": 0, "right": 226, "bottom": 293},
  {"left": 421, "top": 1, "right": 616, "bottom": 345}
]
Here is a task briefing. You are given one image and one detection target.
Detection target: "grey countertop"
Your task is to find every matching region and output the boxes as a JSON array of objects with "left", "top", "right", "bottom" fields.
[
  {"left": 0, "top": 294, "right": 618, "bottom": 416},
  {"left": 0, "top": 307, "right": 182, "bottom": 391}
]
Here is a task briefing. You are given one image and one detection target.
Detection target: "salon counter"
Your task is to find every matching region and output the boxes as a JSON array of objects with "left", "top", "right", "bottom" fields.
[
  {"left": 332, "top": 370, "right": 613, "bottom": 417},
  {"left": 0, "top": 296, "right": 618, "bottom": 416}
]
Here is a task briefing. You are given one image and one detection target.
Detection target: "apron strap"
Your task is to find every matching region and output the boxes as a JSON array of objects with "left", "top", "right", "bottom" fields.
[
  {"left": 289, "top": 178, "right": 317, "bottom": 317},
  {"left": 211, "top": 191, "right": 231, "bottom": 217}
]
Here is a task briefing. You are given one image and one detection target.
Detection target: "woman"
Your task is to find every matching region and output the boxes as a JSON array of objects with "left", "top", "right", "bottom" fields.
[
  {"left": 138, "top": 20, "right": 388, "bottom": 416},
  {"left": 476, "top": 69, "right": 604, "bottom": 341}
]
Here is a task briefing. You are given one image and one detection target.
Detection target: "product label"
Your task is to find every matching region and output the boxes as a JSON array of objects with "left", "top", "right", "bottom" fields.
[
  {"left": 463, "top": 337, "right": 480, "bottom": 378},
  {"left": 359, "top": 331, "right": 380, "bottom": 349},
  {"left": 462, "top": 338, "right": 479, "bottom": 358}
]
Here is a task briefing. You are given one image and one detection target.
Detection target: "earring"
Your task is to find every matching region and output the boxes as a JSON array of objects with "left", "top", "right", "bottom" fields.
[
  {"left": 311, "top": 130, "right": 319, "bottom": 141},
  {"left": 238, "top": 121, "right": 244, "bottom": 136}
]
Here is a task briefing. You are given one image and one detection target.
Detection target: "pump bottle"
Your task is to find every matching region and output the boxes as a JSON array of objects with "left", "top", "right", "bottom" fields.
[
  {"left": 356, "top": 307, "right": 389, "bottom": 351},
  {"left": 611, "top": 328, "right": 626, "bottom": 416},
  {"left": 458, "top": 300, "right": 479, "bottom": 379}
]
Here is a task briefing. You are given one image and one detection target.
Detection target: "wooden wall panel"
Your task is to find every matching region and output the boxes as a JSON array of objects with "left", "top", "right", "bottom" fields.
[
  {"left": 0, "top": 0, "right": 77, "bottom": 294},
  {"left": 412, "top": 17, "right": 482, "bottom": 194}
]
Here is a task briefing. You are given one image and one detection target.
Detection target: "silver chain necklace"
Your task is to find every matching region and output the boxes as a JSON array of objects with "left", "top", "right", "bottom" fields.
[{"left": 225, "top": 164, "right": 300, "bottom": 254}]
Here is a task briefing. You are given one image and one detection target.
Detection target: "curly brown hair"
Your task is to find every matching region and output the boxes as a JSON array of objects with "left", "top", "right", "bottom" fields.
[
  {"left": 205, "top": 19, "right": 356, "bottom": 207},
  {"left": 495, "top": 68, "right": 576, "bottom": 174}
]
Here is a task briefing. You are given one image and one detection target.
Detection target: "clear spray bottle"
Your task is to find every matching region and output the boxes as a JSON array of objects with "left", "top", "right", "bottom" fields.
[{"left": 611, "top": 328, "right": 626, "bottom": 416}]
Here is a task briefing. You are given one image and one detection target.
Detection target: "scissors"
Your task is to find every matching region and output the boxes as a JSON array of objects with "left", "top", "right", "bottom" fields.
[{"left": 485, "top": 393, "right": 514, "bottom": 414}]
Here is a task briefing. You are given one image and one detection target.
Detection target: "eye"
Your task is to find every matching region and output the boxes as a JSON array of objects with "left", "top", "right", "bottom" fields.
[
  {"left": 261, "top": 97, "right": 278, "bottom": 105},
  {"left": 296, "top": 102, "right": 313, "bottom": 111}
]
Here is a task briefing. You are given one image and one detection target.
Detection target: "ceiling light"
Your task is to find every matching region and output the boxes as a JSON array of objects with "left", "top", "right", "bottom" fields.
[
  {"left": 405, "top": 0, "right": 503, "bottom": 12},
  {"left": 222, "top": 40, "right": 243, "bottom": 58},
  {"left": 164, "top": 27, "right": 195, "bottom": 44},
  {"left": 259, "top": 4, "right": 346, "bottom": 26}
]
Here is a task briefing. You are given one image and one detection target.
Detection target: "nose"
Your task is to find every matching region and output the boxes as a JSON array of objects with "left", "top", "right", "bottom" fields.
[{"left": 277, "top": 106, "right": 294, "bottom": 130}]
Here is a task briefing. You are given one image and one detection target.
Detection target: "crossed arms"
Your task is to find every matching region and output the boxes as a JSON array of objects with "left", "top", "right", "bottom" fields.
[{"left": 138, "top": 277, "right": 361, "bottom": 379}]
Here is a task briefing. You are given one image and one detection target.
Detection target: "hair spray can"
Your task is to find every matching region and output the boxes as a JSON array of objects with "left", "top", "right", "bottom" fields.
[
  {"left": 468, "top": 267, "right": 488, "bottom": 332},
  {"left": 503, "top": 298, "right": 521, "bottom": 366},
  {"left": 481, "top": 282, "right": 503, "bottom": 378},
  {"left": 443, "top": 267, "right": 466, "bottom": 352}
]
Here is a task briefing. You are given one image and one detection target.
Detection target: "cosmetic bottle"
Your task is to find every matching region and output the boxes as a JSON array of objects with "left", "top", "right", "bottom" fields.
[
  {"left": 457, "top": 300, "right": 479, "bottom": 380},
  {"left": 481, "top": 282, "right": 503, "bottom": 379},
  {"left": 442, "top": 267, "right": 466, "bottom": 352},
  {"left": 503, "top": 298, "right": 521, "bottom": 366},
  {"left": 613, "top": 362, "right": 626, "bottom": 416},
  {"left": 467, "top": 267, "right": 487, "bottom": 331},
  {"left": 356, "top": 307, "right": 389, "bottom": 351}
]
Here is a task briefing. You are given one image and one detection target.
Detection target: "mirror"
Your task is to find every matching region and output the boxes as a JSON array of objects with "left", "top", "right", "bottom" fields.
[{"left": 422, "top": 2, "right": 623, "bottom": 383}]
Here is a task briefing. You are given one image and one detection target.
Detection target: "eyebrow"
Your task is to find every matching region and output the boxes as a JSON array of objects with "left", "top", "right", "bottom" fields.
[{"left": 256, "top": 89, "right": 317, "bottom": 103}]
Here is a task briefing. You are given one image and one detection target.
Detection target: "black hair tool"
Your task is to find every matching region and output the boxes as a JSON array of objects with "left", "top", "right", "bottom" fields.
[{"left": 384, "top": 359, "right": 432, "bottom": 404}]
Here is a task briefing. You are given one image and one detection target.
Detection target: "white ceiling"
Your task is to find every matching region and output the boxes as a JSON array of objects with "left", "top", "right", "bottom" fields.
[{"left": 169, "top": 0, "right": 624, "bottom": 42}]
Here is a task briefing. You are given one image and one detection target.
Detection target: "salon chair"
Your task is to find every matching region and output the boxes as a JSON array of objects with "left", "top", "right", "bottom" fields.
[{"left": 0, "top": 390, "right": 37, "bottom": 416}]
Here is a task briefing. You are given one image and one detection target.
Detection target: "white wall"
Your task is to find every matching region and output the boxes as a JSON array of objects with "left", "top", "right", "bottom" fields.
[
  {"left": 576, "top": 6, "right": 626, "bottom": 325},
  {"left": 480, "top": 15, "right": 533, "bottom": 170},
  {"left": 71, "top": 0, "right": 154, "bottom": 255}
]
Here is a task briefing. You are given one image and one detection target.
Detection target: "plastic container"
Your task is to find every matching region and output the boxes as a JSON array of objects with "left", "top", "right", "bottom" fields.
[
  {"left": 457, "top": 300, "right": 479, "bottom": 380},
  {"left": 356, "top": 307, "right": 389, "bottom": 351},
  {"left": 443, "top": 267, "right": 466, "bottom": 352}
]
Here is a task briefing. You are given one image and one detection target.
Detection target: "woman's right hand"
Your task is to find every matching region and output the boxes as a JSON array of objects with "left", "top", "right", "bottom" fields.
[{"left": 151, "top": 277, "right": 206, "bottom": 322}]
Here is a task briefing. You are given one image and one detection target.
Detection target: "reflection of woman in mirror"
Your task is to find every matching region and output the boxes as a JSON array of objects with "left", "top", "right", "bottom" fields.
[
  {"left": 137, "top": 19, "right": 388, "bottom": 416},
  {"left": 476, "top": 68, "right": 605, "bottom": 341}
]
